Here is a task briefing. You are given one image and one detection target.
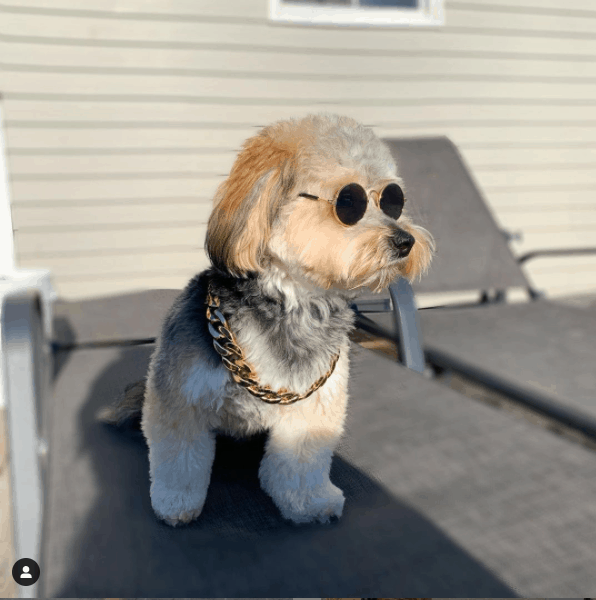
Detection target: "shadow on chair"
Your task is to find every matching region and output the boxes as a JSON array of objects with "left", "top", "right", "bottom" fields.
[{"left": 41, "top": 343, "right": 517, "bottom": 597}]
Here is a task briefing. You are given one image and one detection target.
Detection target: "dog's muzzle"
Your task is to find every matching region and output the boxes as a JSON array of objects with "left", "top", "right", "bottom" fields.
[{"left": 391, "top": 229, "right": 415, "bottom": 259}]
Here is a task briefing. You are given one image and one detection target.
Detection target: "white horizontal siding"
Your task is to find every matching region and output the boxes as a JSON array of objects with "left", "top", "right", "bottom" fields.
[
  {"left": 5, "top": 45, "right": 596, "bottom": 80},
  {"left": 5, "top": 101, "right": 596, "bottom": 124},
  {"left": 5, "top": 125, "right": 596, "bottom": 153},
  {"left": 2, "top": 0, "right": 596, "bottom": 300},
  {"left": 10, "top": 0, "right": 596, "bottom": 13},
  {"left": 6, "top": 72, "right": 596, "bottom": 101},
  {"left": 15, "top": 223, "right": 209, "bottom": 254},
  {"left": 3, "top": 7, "right": 596, "bottom": 51}
]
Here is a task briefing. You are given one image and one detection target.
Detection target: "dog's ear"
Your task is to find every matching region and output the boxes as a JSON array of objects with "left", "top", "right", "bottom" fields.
[{"left": 206, "top": 132, "right": 294, "bottom": 276}]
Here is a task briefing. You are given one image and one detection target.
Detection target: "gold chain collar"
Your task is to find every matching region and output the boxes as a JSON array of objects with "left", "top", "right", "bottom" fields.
[{"left": 206, "top": 283, "right": 340, "bottom": 405}]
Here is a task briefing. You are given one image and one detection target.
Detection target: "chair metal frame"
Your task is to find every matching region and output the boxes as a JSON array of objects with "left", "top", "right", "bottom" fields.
[{"left": 1, "top": 98, "right": 55, "bottom": 599}]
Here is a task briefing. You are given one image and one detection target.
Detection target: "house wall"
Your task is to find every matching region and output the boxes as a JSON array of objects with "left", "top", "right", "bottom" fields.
[{"left": 2, "top": 0, "right": 596, "bottom": 301}]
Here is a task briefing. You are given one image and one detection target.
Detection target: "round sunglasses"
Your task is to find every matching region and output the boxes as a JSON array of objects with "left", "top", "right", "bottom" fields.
[{"left": 298, "top": 182, "right": 406, "bottom": 226}]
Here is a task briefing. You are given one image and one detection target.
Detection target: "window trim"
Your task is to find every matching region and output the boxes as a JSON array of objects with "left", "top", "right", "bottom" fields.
[{"left": 269, "top": 0, "right": 444, "bottom": 27}]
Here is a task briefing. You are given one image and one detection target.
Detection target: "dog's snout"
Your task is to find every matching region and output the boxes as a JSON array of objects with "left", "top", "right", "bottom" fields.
[{"left": 391, "top": 230, "right": 415, "bottom": 258}]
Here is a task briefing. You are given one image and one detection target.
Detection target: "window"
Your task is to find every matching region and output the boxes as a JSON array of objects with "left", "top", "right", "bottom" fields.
[{"left": 270, "top": 0, "right": 444, "bottom": 27}]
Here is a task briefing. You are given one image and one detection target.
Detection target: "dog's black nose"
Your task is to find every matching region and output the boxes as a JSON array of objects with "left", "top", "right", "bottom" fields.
[{"left": 391, "top": 230, "right": 415, "bottom": 258}]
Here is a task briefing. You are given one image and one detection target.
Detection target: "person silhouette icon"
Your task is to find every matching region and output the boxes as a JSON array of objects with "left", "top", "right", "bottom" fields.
[
  {"left": 20, "top": 566, "right": 32, "bottom": 579},
  {"left": 12, "top": 558, "right": 40, "bottom": 586}
]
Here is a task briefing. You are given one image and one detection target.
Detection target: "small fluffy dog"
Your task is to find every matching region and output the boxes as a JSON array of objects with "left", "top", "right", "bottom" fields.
[{"left": 100, "top": 113, "right": 434, "bottom": 526}]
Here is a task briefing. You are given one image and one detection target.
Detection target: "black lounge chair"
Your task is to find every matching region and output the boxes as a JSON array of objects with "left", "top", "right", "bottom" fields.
[
  {"left": 24, "top": 268, "right": 595, "bottom": 595},
  {"left": 355, "top": 137, "right": 596, "bottom": 437}
]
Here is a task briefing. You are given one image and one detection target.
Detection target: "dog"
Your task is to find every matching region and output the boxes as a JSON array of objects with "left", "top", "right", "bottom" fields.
[{"left": 98, "top": 113, "right": 434, "bottom": 526}]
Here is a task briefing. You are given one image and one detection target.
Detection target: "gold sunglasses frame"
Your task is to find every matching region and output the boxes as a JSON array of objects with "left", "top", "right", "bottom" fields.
[{"left": 298, "top": 182, "right": 406, "bottom": 227}]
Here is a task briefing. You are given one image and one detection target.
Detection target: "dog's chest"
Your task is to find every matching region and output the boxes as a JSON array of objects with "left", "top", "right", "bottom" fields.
[{"left": 226, "top": 297, "right": 353, "bottom": 396}]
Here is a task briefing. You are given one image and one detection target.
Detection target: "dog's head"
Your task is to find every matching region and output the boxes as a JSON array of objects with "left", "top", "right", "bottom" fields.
[{"left": 206, "top": 114, "right": 434, "bottom": 293}]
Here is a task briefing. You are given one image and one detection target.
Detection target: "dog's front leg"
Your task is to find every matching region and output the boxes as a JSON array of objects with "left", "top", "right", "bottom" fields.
[
  {"left": 258, "top": 402, "right": 346, "bottom": 524},
  {"left": 142, "top": 384, "right": 216, "bottom": 527}
]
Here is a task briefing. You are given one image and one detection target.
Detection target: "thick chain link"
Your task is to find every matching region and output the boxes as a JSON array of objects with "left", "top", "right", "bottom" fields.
[{"left": 206, "top": 284, "right": 340, "bottom": 405}]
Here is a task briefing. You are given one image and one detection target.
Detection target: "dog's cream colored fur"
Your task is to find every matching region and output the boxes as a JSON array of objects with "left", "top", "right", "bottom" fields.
[{"left": 136, "top": 114, "right": 434, "bottom": 526}]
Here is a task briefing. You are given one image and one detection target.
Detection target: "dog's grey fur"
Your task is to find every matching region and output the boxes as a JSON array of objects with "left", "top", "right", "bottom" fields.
[{"left": 100, "top": 267, "right": 355, "bottom": 431}]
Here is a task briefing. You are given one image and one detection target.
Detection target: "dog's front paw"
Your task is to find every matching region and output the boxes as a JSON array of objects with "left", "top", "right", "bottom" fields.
[
  {"left": 275, "top": 480, "right": 345, "bottom": 525},
  {"left": 150, "top": 486, "right": 207, "bottom": 527}
]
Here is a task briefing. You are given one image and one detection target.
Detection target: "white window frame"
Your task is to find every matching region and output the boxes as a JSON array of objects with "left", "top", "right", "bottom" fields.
[{"left": 270, "top": 0, "right": 444, "bottom": 27}]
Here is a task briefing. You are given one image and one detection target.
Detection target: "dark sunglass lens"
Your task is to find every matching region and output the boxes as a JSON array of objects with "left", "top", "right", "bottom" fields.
[
  {"left": 380, "top": 183, "right": 405, "bottom": 220},
  {"left": 335, "top": 183, "right": 368, "bottom": 225}
]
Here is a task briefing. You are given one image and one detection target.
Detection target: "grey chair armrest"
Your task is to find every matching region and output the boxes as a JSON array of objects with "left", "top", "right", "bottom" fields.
[
  {"left": 519, "top": 247, "right": 596, "bottom": 264},
  {"left": 1, "top": 289, "right": 46, "bottom": 599},
  {"left": 518, "top": 247, "right": 596, "bottom": 300},
  {"left": 388, "top": 278, "right": 426, "bottom": 373},
  {"left": 354, "top": 278, "right": 425, "bottom": 373}
]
